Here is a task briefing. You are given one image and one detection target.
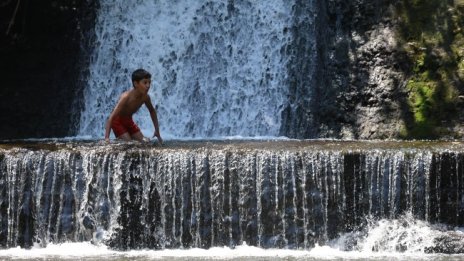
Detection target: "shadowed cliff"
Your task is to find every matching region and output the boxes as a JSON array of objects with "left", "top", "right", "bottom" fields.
[{"left": 0, "top": 0, "right": 96, "bottom": 139}]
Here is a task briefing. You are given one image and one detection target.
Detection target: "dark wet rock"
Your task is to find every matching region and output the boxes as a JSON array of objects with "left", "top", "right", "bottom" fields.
[
  {"left": 281, "top": 0, "right": 410, "bottom": 139},
  {"left": 0, "top": 0, "right": 97, "bottom": 139},
  {"left": 426, "top": 232, "right": 464, "bottom": 254},
  {"left": 83, "top": 215, "right": 95, "bottom": 230}
]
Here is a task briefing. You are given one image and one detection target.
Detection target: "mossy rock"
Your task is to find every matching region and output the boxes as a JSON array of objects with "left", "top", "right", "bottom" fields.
[{"left": 396, "top": 0, "right": 464, "bottom": 139}]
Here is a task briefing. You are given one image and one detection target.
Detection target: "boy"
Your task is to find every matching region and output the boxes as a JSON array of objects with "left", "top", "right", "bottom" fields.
[{"left": 104, "top": 68, "right": 163, "bottom": 143}]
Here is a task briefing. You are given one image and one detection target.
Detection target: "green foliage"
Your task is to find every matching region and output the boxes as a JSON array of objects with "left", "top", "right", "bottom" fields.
[
  {"left": 405, "top": 77, "right": 456, "bottom": 138},
  {"left": 397, "top": 0, "right": 464, "bottom": 139}
]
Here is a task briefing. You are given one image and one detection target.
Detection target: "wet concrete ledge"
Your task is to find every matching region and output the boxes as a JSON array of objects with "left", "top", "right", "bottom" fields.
[{"left": 1, "top": 139, "right": 464, "bottom": 153}]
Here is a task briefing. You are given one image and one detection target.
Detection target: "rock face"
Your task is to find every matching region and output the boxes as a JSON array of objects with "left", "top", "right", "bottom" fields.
[
  {"left": 0, "top": 0, "right": 96, "bottom": 139},
  {"left": 281, "top": 0, "right": 412, "bottom": 139}
]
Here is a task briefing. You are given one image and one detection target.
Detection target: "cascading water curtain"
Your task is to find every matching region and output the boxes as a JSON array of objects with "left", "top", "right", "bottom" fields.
[
  {"left": 78, "top": 0, "right": 316, "bottom": 139},
  {"left": 1, "top": 145, "right": 463, "bottom": 250}
]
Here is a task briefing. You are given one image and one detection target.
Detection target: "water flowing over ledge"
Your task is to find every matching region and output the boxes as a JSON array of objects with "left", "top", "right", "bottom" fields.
[{"left": 1, "top": 140, "right": 464, "bottom": 254}]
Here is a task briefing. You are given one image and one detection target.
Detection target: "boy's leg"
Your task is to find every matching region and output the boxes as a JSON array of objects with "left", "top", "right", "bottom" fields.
[
  {"left": 131, "top": 131, "right": 144, "bottom": 142},
  {"left": 117, "top": 133, "right": 132, "bottom": 141}
]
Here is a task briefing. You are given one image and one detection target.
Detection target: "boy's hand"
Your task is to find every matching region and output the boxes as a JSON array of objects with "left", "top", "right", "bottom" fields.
[{"left": 153, "top": 130, "right": 163, "bottom": 145}]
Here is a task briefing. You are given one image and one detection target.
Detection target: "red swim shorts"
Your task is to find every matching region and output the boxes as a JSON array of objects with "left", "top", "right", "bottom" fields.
[{"left": 111, "top": 116, "right": 141, "bottom": 137}]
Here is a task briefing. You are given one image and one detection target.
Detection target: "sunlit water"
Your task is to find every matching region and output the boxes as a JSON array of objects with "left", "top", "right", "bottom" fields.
[{"left": 78, "top": 0, "right": 316, "bottom": 139}]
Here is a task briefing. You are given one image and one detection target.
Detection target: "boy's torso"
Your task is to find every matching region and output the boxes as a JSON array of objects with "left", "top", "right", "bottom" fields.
[{"left": 119, "top": 90, "right": 147, "bottom": 116}]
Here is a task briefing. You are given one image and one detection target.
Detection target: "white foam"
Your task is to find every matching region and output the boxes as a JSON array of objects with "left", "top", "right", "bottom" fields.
[
  {"left": 0, "top": 242, "right": 117, "bottom": 259},
  {"left": 0, "top": 242, "right": 455, "bottom": 260}
]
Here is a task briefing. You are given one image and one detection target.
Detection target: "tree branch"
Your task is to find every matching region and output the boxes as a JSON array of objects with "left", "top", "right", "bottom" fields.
[{"left": 6, "top": 0, "right": 21, "bottom": 36}]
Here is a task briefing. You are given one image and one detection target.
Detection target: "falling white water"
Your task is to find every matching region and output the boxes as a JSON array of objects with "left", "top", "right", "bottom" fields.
[
  {"left": 358, "top": 213, "right": 438, "bottom": 253},
  {"left": 3, "top": 141, "right": 464, "bottom": 252},
  {"left": 78, "top": 0, "right": 306, "bottom": 139}
]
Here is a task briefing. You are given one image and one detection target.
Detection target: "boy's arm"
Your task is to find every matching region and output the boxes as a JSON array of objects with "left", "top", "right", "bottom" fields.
[
  {"left": 145, "top": 97, "right": 163, "bottom": 144},
  {"left": 105, "top": 94, "right": 127, "bottom": 141},
  {"left": 104, "top": 114, "right": 114, "bottom": 141}
]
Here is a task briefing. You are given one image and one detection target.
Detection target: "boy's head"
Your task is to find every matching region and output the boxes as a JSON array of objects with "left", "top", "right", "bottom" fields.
[{"left": 132, "top": 69, "right": 151, "bottom": 86}]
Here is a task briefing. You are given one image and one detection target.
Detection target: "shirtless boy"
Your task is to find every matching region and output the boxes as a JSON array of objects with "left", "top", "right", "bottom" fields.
[{"left": 104, "top": 69, "right": 163, "bottom": 143}]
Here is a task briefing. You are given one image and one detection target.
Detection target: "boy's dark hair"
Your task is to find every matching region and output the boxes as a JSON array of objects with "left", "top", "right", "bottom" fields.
[{"left": 132, "top": 68, "right": 151, "bottom": 83}]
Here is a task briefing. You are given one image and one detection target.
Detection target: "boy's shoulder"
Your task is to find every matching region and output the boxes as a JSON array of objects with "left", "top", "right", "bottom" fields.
[{"left": 120, "top": 90, "right": 131, "bottom": 98}]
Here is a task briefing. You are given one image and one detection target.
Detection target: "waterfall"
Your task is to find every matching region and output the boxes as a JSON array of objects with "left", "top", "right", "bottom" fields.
[
  {"left": 78, "top": 0, "right": 316, "bottom": 139},
  {"left": 1, "top": 141, "right": 463, "bottom": 252}
]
